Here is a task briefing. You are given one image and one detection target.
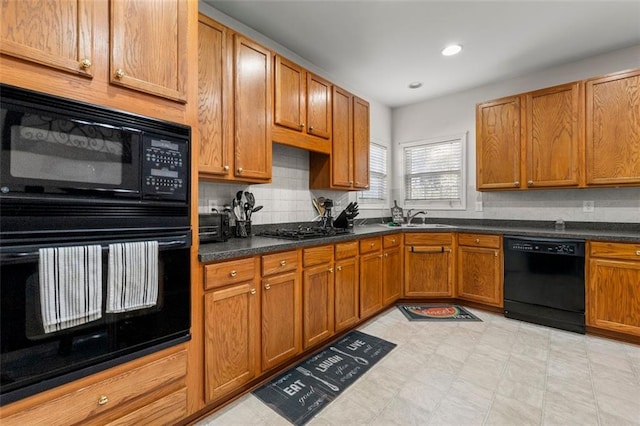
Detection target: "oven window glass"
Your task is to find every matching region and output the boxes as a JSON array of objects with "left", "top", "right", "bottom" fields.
[{"left": 7, "top": 113, "right": 129, "bottom": 185}]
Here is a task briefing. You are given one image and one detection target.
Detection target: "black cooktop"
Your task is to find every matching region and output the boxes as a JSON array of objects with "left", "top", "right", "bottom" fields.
[{"left": 259, "top": 227, "right": 350, "bottom": 240}]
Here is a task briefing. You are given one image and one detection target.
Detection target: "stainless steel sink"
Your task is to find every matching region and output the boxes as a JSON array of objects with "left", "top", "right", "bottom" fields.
[{"left": 377, "top": 223, "right": 454, "bottom": 229}]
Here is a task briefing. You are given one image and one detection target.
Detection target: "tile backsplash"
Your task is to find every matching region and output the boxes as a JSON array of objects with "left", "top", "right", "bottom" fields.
[{"left": 198, "top": 144, "right": 353, "bottom": 225}]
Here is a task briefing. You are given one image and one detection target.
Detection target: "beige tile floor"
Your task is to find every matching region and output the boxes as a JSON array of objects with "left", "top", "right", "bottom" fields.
[{"left": 196, "top": 307, "right": 640, "bottom": 426}]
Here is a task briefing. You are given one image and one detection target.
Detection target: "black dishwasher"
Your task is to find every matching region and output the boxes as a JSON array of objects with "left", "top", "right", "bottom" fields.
[{"left": 503, "top": 236, "right": 585, "bottom": 333}]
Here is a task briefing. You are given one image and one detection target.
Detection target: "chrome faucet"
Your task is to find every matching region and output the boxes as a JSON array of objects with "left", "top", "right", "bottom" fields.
[{"left": 406, "top": 209, "right": 427, "bottom": 224}]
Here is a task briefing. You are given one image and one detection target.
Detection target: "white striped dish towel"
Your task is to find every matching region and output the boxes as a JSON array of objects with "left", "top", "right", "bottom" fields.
[
  {"left": 107, "top": 241, "right": 158, "bottom": 313},
  {"left": 38, "top": 245, "right": 103, "bottom": 333}
]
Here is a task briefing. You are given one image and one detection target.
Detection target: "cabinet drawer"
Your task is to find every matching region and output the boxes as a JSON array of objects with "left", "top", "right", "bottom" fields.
[
  {"left": 303, "top": 245, "right": 333, "bottom": 267},
  {"left": 360, "top": 237, "right": 382, "bottom": 254},
  {"left": 262, "top": 250, "right": 298, "bottom": 276},
  {"left": 104, "top": 387, "right": 187, "bottom": 426},
  {"left": 404, "top": 233, "right": 452, "bottom": 246},
  {"left": 335, "top": 241, "right": 358, "bottom": 260},
  {"left": 204, "top": 257, "right": 255, "bottom": 290},
  {"left": 458, "top": 233, "right": 501, "bottom": 248},
  {"left": 3, "top": 350, "right": 187, "bottom": 426},
  {"left": 383, "top": 234, "right": 401, "bottom": 249},
  {"left": 590, "top": 241, "right": 640, "bottom": 261}
]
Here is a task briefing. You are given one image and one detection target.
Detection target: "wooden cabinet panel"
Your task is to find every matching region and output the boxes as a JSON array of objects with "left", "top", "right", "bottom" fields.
[
  {"left": 274, "top": 56, "right": 305, "bottom": 131},
  {"left": 262, "top": 250, "right": 298, "bottom": 276},
  {"left": 590, "top": 241, "right": 640, "bottom": 260},
  {"left": 110, "top": 0, "right": 187, "bottom": 102},
  {"left": 334, "top": 257, "right": 359, "bottom": 332},
  {"left": 526, "top": 82, "right": 582, "bottom": 187},
  {"left": 198, "top": 15, "right": 230, "bottom": 176},
  {"left": 353, "top": 96, "right": 370, "bottom": 189},
  {"left": 404, "top": 240, "right": 453, "bottom": 297},
  {"left": 303, "top": 245, "right": 334, "bottom": 267},
  {"left": 404, "top": 233, "right": 452, "bottom": 246},
  {"left": 588, "top": 258, "right": 640, "bottom": 336},
  {"left": 330, "top": 86, "right": 354, "bottom": 188},
  {"left": 306, "top": 73, "right": 332, "bottom": 139},
  {"left": 0, "top": 0, "right": 94, "bottom": 77},
  {"left": 103, "top": 388, "right": 187, "bottom": 426},
  {"left": 458, "top": 233, "right": 501, "bottom": 249},
  {"left": 335, "top": 241, "right": 358, "bottom": 260},
  {"left": 302, "top": 264, "right": 334, "bottom": 349},
  {"left": 360, "top": 251, "right": 383, "bottom": 318},
  {"left": 383, "top": 234, "right": 401, "bottom": 249},
  {"left": 586, "top": 69, "right": 640, "bottom": 186},
  {"left": 457, "top": 246, "right": 502, "bottom": 307},
  {"left": 204, "top": 257, "right": 255, "bottom": 290},
  {"left": 382, "top": 246, "right": 402, "bottom": 305},
  {"left": 233, "top": 34, "right": 272, "bottom": 180},
  {"left": 476, "top": 95, "right": 522, "bottom": 190},
  {"left": 360, "top": 237, "right": 382, "bottom": 254},
  {"left": 262, "top": 271, "right": 301, "bottom": 370},
  {"left": 204, "top": 283, "right": 259, "bottom": 403}
]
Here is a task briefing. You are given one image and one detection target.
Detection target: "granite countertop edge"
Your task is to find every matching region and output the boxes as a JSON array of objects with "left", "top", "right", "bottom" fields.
[{"left": 199, "top": 222, "right": 640, "bottom": 263}]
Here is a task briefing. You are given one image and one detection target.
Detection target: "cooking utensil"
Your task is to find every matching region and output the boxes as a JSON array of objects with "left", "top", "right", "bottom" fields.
[
  {"left": 251, "top": 205, "right": 263, "bottom": 213},
  {"left": 329, "top": 346, "right": 369, "bottom": 365},
  {"left": 295, "top": 366, "right": 340, "bottom": 391}
]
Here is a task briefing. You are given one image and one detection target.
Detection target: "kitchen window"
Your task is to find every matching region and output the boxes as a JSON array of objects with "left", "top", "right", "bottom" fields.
[
  {"left": 402, "top": 133, "right": 466, "bottom": 210},
  {"left": 358, "top": 141, "right": 388, "bottom": 207}
]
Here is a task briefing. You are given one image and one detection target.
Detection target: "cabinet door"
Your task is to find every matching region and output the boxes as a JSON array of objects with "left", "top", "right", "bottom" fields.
[
  {"left": 585, "top": 69, "right": 640, "bottom": 186},
  {"left": 334, "top": 257, "right": 359, "bottom": 332},
  {"left": 476, "top": 96, "right": 522, "bottom": 190},
  {"left": 0, "top": 0, "right": 94, "bottom": 77},
  {"left": 526, "top": 83, "right": 582, "bottom": 188},
  {"left": 262, "top": 272, "right": 301, "bottom": 371},
  {"left": 404, "top": 246, "right": 453, "bottom": 297},
  {"left": 198, "top": 16, "right": 230, "bottom": 176},
  {"left": 110, "top": 0, "right": 187, "bottom": 102},
  {"left": 331, "top": 86, "right": 354, "bottom": 188},
  {"left": 588, "top": 258, "right": 640, "bottom": 336},
  {"left": 359, "top": 251, "right": 382, "bottom": 318},
  {"left": 204, "top": 283, "right": 259, "bottom": 403},
  {"left": 353, "top": 96, "right": 370, "bottom": 189},
  {"left": 274, "top": 55, "right": 305, "bottom": 132},
  {"left": 233, "top": 35, "right": 272, "bottom": 180},
  {"left": 382, "top": 247, "right": 402, "bottom": 305},
  {"left": 306, "top": 73, "right": 332, "bottom": 139},
  {"left": 457, "top": 246, "right": 503, "bottom": 307},
  {"left": 302, "top": 264, "right": 334, "bottom": 349}
]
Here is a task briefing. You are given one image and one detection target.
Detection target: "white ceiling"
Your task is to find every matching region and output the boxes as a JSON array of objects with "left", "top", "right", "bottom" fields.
[{"left": 203, "top": 1, "right": 640, "bottom": 108}]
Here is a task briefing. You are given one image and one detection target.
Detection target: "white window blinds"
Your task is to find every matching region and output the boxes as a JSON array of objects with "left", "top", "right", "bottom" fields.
[
  {"left": 359, "top": 142, "right": 387, "bottom": 203},
  {"left": 402, "top": 133, "right": 466, "bottom": 209}
]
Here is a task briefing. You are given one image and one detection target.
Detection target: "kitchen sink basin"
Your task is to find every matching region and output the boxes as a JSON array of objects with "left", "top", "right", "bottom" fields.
[{"left": 377, "top": 223, "right": 455, "bottom": 229}]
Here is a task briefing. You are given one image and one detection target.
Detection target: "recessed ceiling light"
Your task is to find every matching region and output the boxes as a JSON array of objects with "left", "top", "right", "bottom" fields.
[
  {"left": 441, "top": 44, "right": 463, "bottom": 56},
  {"left": 408, "top": 82, "right": 423, "bottom": 89}
]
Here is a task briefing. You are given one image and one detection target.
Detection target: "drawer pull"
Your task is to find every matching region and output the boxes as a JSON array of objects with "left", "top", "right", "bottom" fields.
[
  {"left": 80, "top": 58, "right": 92, "bottom": 69},
  {"left": 636, "top": 250, "right": 640, "bottom": 256},
  {"left": 328, "top": 268, "right": 333, "bottom": 273},
  {"left": 495, "top": 251, "right": 498, "bottom": 257},
  {"left": 370, "top": 243, "right": 375, "bottom": 248},
  {"left": 237, "top": 167, "right": 243, "bottom": 174},
  {"left": 391, "top": 239, "right": 396, "bottom": 244},
  {"left": 384, "top": 253, "right": 389, "bottom": 257},
  {"left": 250, "top": 288, "right": 256, "bottom": 295},
  {"left": 115, "top": 68, "right": 125, "bottom": 79},
  {"left": 337, "top": 266, "right": 342, "bottom": 271},
  {"left": 280, "top": 260, "right": 287, "bottom": 266},
  {"left": 475, "top": 238, "right": 480, "bottom": 243},
  {"left": 98, "top": 395, "right": 109, "bottom": 406},
  {"left": 264, "top": 284, "right": 271, "bottom": 290},
  {"left": 223, "top": 165, "right": 229, "bottom": 171},
  {"left": 230, "top": 270, "right": 237, "bottom": 277}
]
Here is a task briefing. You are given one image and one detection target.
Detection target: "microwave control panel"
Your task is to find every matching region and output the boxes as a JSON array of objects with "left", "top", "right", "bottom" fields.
[{"left": 142, "top": 134, "right": 188, "bottom": 201}]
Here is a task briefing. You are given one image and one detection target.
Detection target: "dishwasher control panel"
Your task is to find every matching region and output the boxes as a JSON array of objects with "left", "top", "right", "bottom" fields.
[{"left": 505, "top": 237, "right": 585, "bottom": 256}]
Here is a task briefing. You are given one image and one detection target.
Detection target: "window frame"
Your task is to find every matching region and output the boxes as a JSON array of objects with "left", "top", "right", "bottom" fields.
[
  {"left": 400, "top": 132, "right": 467, "bottom": 210},
  {"left": 357, "top": 138, "right": 389, "bottom": 209}
]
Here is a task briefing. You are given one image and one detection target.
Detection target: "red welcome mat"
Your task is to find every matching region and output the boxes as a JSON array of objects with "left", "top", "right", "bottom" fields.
[{"left": 397, "top": 304, "right": 482, "bottom": 322}]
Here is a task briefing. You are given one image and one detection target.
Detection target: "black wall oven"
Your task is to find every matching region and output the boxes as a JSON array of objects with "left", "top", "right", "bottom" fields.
[{"left": 0, "top": 85, "right": 192, "bottom": 405}]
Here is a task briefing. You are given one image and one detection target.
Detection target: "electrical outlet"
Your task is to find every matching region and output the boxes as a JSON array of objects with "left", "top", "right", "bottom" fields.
[
  {"left": 208, "top": 199, "right": 218, "bottom": 212},
  {"left": 583, "top": 200, "right": 595, "bottom": 213},
  {"left": 475, "top": 201, "right": 483, "bottom": 212}
]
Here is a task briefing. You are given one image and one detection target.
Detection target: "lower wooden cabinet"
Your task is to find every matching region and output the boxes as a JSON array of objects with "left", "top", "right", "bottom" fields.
[
  {"left": 334, "top": 241, "right": 359, "bottom": 332},
  {"left": 457, "top": 233, "right": 503, "bottom": 307},
  {"left": 588, "top": 241, "right": 640, "bottom": 336},
  {"left": 204, "top": 281, "right": 260, "bottom": 403},
  {"left": 404, "top": 233, "right": 454, "bottom": 297},
  {"left": 359, "top": 237, "right": 383, "bottom": 319},
  {"left": 1, "top": 348, "right": 187, "bottom": 426},
  {"left": 382, "top": 234, "right": 402, "bottom": 305},
  {"left": 302, "top": 246, "right": 335, "bottom": 349}
]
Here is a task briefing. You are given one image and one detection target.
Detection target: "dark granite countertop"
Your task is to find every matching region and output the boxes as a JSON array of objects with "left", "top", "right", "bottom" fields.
[{"left": 199, "top": 219, "right": 640, "bottom": 263}]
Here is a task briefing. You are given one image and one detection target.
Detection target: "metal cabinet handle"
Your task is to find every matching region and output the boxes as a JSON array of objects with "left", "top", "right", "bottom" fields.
[
  {"left": 370, "top": 243, "right": 375, "bottom": 248},
  {"left": 115, "top": 68, "right": 125, "bottom": 79},
  {"left": 299, "top": 123, "right": 305, "bottom": 128},
  {"left": 98, "top": 395, "right": 109, "bottom": 406},
  {"left": 328, "top": 268, "right": 333, "bottom": 273},
  {"left": 475, "top": 238, "right": 480, "bottom": 243},
  {"left": 378, "top": 254, "right": 383, "bottom": 258},
  {"left": 250, "top": 288, "right": 256, "bottom": 295},
  {"left": 280, "top": 260, "right": 286, "bottom": 266},
  {"left": 230, "top": 270, "right": 237, "bottom": 277},
  {"left": 309, "top": 126, "right": 314, "bottom": 132},
  {"left": 264, "top": 284, "right": 270, "bottom": 290},
  {"left": 636, "top": 250, "right": 640, "bottom": 256},
  {"left": 237, "top": 167, "right": 243, "bottom": 174},
  {"left": 495, "top": 251, "right": 499, "bottom": 257},
  {"left": 514, "top": 181, "right": 520, "bottom": 187},
  {"left": 527, "top": 180, "right": 534, "bottom": 185},
  {"left": 223, "top": 165, "right": 229, "bottom": 171},
  {"left": 384, "top": 253, "right": 389, "bottom": 257},
  {"left": 80, "top": 58, "right": 92, "bottom": 69},
  {"left": 337, "top": 266, "right": 343, "bottom": 271}
]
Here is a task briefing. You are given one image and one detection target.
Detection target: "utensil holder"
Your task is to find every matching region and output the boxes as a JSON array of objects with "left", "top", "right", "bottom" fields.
[{"left": 235, "top": 220, "right": 251, "bottom": 238}]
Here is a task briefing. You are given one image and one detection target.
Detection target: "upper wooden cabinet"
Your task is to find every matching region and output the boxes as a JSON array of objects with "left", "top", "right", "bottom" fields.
[
  {"left": 0, "top": 0, "right": 94, "bottom": 78},
  {"left": 272, "top": 55, "right": 332, "bottom": 153},
  {"left": 476, "top": 95, "right": 523, "bottom": 190},
  {"left": 585, "top": 69, "right": 640, "bottom": 186},
  {"left": 526, "top": 82, "right": 582, "bottom": 188},
  {"left": 110, "top": 0, "right": 187, "bottom": 102},
  {"left": 309, "top": 88, "right": 370, "bottom": 190}
]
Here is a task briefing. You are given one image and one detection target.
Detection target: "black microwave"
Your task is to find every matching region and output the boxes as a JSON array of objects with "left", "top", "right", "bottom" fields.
[{"left": 0, "top": 84, "right": 191, "bottom": 238}]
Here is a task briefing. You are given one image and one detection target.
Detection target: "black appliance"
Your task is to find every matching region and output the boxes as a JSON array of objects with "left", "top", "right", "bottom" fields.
[
  {"left": 0, "top": 85, "right": 191, "bottom": 405},
  {"left": 199, "top": 213, "right": 230, "bottom": 243},
  {"left": 259, "top": 226, "right": 350, "bottom": 241},
  {"left": 503, "top": 236, "right": 585, "bottom": 333}
]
